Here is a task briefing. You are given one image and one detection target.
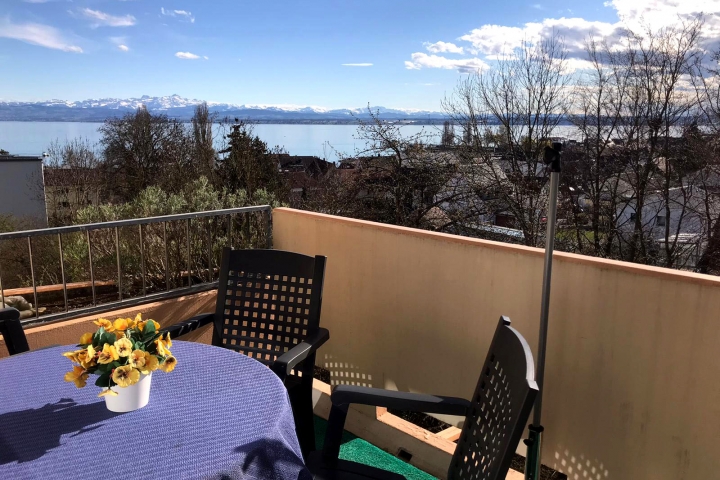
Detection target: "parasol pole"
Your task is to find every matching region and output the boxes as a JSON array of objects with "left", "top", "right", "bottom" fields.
[{"left": 525, "top": 142, "right": 563, "bottom": 480}]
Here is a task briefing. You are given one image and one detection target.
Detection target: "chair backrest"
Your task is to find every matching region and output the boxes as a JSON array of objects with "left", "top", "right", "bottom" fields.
[
  {"left": 212, "top": 248, "right": 326, "bottom": 366},
  {"left": 0, "top": 307, "right": 30, "bottom": 356},
  {"left": 448, "top": 316, "right": 538, "bottom": 480}
]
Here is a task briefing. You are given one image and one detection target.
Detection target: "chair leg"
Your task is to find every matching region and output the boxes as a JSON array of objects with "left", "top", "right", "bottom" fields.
[{"left": 290, "top": 377, "right": 316, "bottom": 459}]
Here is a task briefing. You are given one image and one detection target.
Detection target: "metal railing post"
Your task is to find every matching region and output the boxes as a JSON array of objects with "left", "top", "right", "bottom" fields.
[
  {"left": 58, "top": 234, "right": 68, "bottom": 312},
  {"left": 163, "top": 221, "right": 170, "bottom": 291},
  {"left": 208, "top": 218, "right": 213, "bottom": 282},
  {"left": 264, "top": 208, "right": 272, "bottom": 249},
  {"left": 139, "top": 224, "right": 146, "bottom": 296},
  {"left": 27, "top": 237, "right": 39, "bottom": 319},
  {"left": 0, "top": 258, "right": 5, "bottom": 308},
  {"left": 186, "top": 218, "right": 192, "bottom": 287},
  {"left": 115, "top": 226, "right": 122, "bottom": 301},
  {"left": 86, "top": 231, "right": 96, "bottom": 306}
]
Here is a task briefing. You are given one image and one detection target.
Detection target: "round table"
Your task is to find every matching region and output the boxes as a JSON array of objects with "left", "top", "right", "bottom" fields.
[{"left": 0, "top": 341, "right": 311, "bottom": 480}]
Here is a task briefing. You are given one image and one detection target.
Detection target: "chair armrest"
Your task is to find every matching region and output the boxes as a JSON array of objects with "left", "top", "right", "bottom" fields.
[
  {"left": 162, "top": 312, "right": 215, "bottom": 338},
  {"left": 322, "top": 385, "right": 470, "bottom": 462},
  {"left": 0, "top": 307, "right": 21, "bottom": 321},
  {"left": 332, "top": 385, "right": 470, "bottom": 416},
  {"left": 0, "top": 307, "right": 30, "bottom": 355},
  {"left": 272, "top": 327, "right": 329, "bottom": 380}
]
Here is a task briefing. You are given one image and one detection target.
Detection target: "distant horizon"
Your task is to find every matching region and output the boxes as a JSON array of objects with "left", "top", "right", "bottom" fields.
[{"left": 2, "top": 0, "right": 713, "bottom": 110}]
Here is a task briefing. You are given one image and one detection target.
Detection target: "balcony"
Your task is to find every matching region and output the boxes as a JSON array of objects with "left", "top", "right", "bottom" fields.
[{"left": 2, "top": 207, "right": 719, "bottom": 479}]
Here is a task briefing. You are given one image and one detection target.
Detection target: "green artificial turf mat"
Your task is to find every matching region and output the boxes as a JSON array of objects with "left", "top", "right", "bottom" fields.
[{"left": 314, "top": 416, "right": 437, "bottom": 480}]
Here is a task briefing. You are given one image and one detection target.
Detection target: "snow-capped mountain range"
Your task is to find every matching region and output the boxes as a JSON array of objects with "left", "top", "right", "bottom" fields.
[{"left": 0, "top": 95, "right": 447, "bottom": 123}]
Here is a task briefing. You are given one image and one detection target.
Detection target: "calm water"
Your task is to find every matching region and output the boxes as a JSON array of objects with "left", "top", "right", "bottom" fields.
[{"left": 0, "top": 122, "right": 439, "bottom": 162}]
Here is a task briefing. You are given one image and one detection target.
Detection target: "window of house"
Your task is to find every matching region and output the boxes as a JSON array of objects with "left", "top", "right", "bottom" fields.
[
  {"left": 629, "top": 212, "right": 637, "bottom": 221},
  {"left": 656, "top": 215, "right": 667, "bottom": 227}
]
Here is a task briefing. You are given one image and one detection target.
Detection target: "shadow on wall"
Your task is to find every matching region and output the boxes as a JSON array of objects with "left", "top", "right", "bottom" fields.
[
  {"left": 323, "top": 353, "right": 374, "bottom": 388},
  {"left": 552, "top": 445, "right": 610, "bottom": 480}
]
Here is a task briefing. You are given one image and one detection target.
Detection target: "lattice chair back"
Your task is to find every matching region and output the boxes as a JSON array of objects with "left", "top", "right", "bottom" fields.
[
  {"left": 448, "top": 316, "right": 538, "bottom": 480},
  {"left": 212, "top": 248, "right": 326, "bottom": 367}
]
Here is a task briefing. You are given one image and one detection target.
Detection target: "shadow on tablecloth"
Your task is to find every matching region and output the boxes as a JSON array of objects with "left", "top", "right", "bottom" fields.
[{"left": 0, "top": 398, "right": 120, "bottom": 464}]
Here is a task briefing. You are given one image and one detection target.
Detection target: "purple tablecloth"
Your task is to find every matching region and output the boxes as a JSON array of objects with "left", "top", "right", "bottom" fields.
[{"left": 0, "top": 341, "right": 310, "bottom": 480}]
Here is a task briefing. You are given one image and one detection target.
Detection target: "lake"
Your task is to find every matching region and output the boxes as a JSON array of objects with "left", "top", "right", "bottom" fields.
[{"left": 0, "top": 122, "right": 441, "bottom": 162}]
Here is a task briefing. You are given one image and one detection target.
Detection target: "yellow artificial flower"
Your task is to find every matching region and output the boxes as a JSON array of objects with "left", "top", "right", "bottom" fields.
[
  {"left": 81, "top": 345, "right": 97, "bottom": 369},
  {"left": 93, "top": 318, "right": 115, "bottom": 332},
  {"left": 138, "top": 319, "right": 160, "bottom": 332},
  {"left": 129, "top": 349, "right": 146, "bottom": 369},
  {"left": 97, "top": 344, "right": 119, "bottom": 364},
  {"left": 141, "top": 354, "right": 159, "bottom": 374},
  {"left": 112, "top": 365, "right": 140, "bottom": 387},
  {"left": 64, "top": 365, "right": 89, "bottom": 388},
  {"left": 159, "top": 355, "right": 177, "bottom": 373},
  {"left": 128, "top": 313, "right": 143, "bottom": 330},
  {"left": 113, "top": 318, "right": 130, "bottom": 333},
  {"left": 62, "top": 350, "right": 82, "bottom": 363},
  {"left": 114, "top": 337, "right": 133, "bottom": 357},
  {"left": 155, "top": 335, "right": 171, "bottom": 356},
  {"left": 98, "top": 389, "right": 118, "bottom": 397},
  {"left": 79, "top": 332, "right": 94, "bottom": 345}
]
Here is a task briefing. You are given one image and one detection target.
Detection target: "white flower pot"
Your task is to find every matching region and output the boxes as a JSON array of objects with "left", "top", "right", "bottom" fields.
[{"left": 103, "top": 373, "right": 152, "bottom": 412}]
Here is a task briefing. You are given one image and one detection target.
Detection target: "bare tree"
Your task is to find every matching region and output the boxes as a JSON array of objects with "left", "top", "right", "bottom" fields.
[
  {"left": 443, "top": 33, "right": 573, "bottom": 246},
  {"left": 43, "top": 138, "right": 104, "bottom": 226},
  {"left": 609, "top": 19, "right": 704, "bottom": 265}
]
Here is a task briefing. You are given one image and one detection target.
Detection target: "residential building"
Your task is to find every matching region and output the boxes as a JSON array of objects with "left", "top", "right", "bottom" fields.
[{"left": 0, "top": 154, "right": 47, "bottom": 225}]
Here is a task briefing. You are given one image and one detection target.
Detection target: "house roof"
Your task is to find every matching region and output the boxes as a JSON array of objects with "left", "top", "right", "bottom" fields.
[{"left": 0, "top": 155, "right": 43, "bottom": 163}]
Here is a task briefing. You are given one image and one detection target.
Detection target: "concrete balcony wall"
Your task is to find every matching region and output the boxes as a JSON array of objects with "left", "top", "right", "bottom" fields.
[
  {"left": 273, "top": 207, "right": 720, "bottom": 480},
  {"left": 0, "top": 291, "right": 216, "bottom": 359}
]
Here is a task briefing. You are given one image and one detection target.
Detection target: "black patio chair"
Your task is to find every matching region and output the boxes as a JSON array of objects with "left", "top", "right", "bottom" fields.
[
  {"left": 165, "top": 247, "right": 329, "bottom": 458},
  {"left": 307, "top": 316, "right": 538, "bottom": 480},
  {"left": 0, "top": 307, "right": 30, "bottom": 356}
]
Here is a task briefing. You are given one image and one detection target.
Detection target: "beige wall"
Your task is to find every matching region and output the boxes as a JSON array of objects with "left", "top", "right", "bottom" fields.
[
  {"left": 0, "top": 291, "right": 216, "bottom": 359},
  {"left": 273, "top": 207, "right": 720, "bottom": 480}
]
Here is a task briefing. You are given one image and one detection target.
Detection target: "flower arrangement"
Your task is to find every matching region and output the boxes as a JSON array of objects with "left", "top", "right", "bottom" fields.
[{"left": 63, "top": 314, "right": 176, "bottom": 397}]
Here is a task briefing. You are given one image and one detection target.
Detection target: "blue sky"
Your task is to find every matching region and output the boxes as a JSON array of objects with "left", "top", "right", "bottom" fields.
[{"left": 0, "top": 0, "right": 712, "bottom": 110}]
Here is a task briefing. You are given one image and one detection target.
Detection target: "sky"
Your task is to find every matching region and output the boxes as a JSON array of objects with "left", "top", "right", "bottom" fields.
[{"left": 0, "top": 0, "right": 717, "bottom": 111}]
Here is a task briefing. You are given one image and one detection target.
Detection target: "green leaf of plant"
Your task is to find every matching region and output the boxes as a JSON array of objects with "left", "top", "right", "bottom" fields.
[{"left": 95, "top": 372, "right": 111, "bottom": 388}]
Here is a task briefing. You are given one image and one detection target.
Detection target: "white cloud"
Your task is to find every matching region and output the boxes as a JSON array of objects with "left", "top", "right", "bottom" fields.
[
  {"left": 424, "top": 41, "right": 464, "bottom": 54},
  {"left": 406, "top": 0, "right": 720, "bottom": 74},
  {"left": 118, "top": 44, "right": 129, "bottom": 51},
  {"left": 81, "top": 8, "right": 136, "bottom": 28},
  {"left": 404, "top": 53, "right": 489, "bottom": 72},
  {"left": 0, "top": 18, "right": 82, "bottom": 52},
  {"left": 161, "top": 7, "right": 195, "bottom": 23},
  {"left": 175, "top": 51, "right": 206, "bottom": 59},
  {"left": 342, "top": 63, "right": 373, "bottom": 67}
]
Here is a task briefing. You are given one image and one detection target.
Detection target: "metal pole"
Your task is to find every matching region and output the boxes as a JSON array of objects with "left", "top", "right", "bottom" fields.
[
  {"left": 27, "top": 237, "right": 39, "bottom": 319},
  {"left": 115, "top": 226, "right": 122, "bottom": 301},
  {"left": 86, "top": 231, "right": 96, "bottom": 306},
  {"left": 525, "top": 143, "right": 562, "bottom": 480},
  {"left": 264, "top": 209, "right": 272, "bottom": 249},
  {"left": 208, "top": 219, "right": 213, "bottom": 282},
  {"left": 58, "top": 234, "right": 68, "bottom": 312},
  {"left": 0, "top": 252, "right": 5, "bottom": 308},
  {"left": 186, "top": 218, "right": 192, "bottom": 287},
  {"left": 163, "top": 221, "right": 170, "bottom": 291},
  {"left": 139, "top": 224, "right": 146, "bottom": 296}
]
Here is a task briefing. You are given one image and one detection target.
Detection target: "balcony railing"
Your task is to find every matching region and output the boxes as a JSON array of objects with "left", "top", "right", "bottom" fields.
[{"left": 0, "top": 205, "right": 271, "bottom": 325}]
